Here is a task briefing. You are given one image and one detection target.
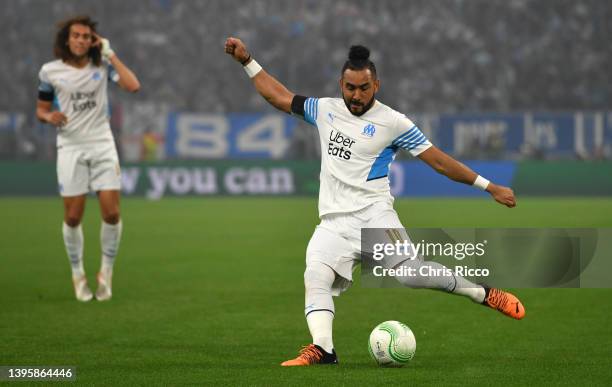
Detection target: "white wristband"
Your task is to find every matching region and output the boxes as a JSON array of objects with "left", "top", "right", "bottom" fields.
[
  {"left": 473, "top": 175, "right": 490, "bottom": 191},
  {"left": 243, "top": 59, "right": 262, "bottom": 78},
  {"left": 100, "top": 38, "right": 115, "bottom": 60}
]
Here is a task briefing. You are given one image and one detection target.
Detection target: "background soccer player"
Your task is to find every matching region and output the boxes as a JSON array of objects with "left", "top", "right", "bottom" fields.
[
  {"left": 36, "top": 16, "right": 140, "bottom": 302},
  {"left": 225, "top": 37, "right": 524, "bottom": 366}
]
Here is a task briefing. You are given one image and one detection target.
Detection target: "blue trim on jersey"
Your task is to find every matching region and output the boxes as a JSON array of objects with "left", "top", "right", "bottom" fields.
[
  {"left": 367, "top": 126, "right": 428, "bottom": 181},
  {"left": 396, "top": 128, "right": 421, "bottom": 144},
  {"left": 397, "top": 132, "right": 426, "bottom": 150},
  {"left": 38, "top": 81, "right": 54, "bottom": 92},
  {"left": 394, "top": 125, "right": 418, "bottom": 142},
  {"left": 108, "top": 64, "right": 119, "bottom": 82},
  {"left": 52, "top": 95, "right": 60, "bottom": 111},
  {"left": 367, "top": 145, "right": 398, "bottom": 181},
  {"left": 393, "top": 125, "right": 428, "bottom": 150},
  {"left": 304, "top": 97, "right": 318, "bottom": 126}
]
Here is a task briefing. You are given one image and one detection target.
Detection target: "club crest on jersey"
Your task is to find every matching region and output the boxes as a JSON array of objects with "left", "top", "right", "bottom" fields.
[
  {"left": 362, "top": 123, "right": 376, "bottom": 138},
  {"left": 92, "top": 71, "right": 101, "bottom": 81}
]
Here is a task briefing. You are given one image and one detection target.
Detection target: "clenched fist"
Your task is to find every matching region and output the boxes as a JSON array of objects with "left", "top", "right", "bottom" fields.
[{"left": 224, "top": 37, "right": 251, "bottom": 64}]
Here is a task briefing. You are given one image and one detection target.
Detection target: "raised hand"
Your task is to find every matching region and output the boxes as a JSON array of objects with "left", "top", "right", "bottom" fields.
[
  {"left": 224, "top": 37, "right": 251, "bottom": 64},
  {"left": 93, "top": 32, "right": 114, "bottom": 60}
]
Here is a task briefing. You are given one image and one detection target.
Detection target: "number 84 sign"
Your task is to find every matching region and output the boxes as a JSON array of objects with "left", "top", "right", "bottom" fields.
[{"left": 165, "top": 113, "right": 296, "bottom": 159}]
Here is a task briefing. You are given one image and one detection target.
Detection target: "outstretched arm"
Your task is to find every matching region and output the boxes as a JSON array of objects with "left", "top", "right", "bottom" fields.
[
  {"left": 417, "top": 145, "right": 516, "bottom": 208},
  {"left": 224, "top": 37, "right": 294, "bottom": 113}
]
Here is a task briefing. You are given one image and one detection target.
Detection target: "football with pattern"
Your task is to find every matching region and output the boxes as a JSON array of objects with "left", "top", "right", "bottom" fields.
[{"left": 368, "top": 320, "right": 416, "bottom": 367}]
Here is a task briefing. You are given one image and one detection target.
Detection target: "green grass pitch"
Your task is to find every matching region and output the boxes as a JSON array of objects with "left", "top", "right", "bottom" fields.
[{"left": 1, "top": 197, "right": 612, "bottom": 385}]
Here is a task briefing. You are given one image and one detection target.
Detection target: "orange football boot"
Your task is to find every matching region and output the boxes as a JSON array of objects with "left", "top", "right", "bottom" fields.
[
  {"left": 281, "top": 344, "right": 338, "bottom": 366},
  {"left": 483, "top": 287, "right": 525, "bottom": 320}
]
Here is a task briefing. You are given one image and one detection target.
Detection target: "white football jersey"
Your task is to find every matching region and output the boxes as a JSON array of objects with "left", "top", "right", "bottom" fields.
[
  {"left": 299, "top": 97, "right": 432, "bottom": 217},
  {"left": 38, "top": 59, "right": 119, "bottom": 147}
]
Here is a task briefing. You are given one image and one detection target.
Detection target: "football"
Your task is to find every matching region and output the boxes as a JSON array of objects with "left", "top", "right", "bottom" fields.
[{"left": 368, "top": 320, "right": 416, "bottom": 367}]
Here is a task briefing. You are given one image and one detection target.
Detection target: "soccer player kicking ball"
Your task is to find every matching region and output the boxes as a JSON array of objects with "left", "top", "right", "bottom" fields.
[
  {"left": 36, "top": 16, "right": 140, "bottom": 302},
  {"left": 225, "top": 38, "right": 525, "bottom": 366}
]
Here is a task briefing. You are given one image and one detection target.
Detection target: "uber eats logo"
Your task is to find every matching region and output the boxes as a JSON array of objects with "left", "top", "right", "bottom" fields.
[
  {"left": 70, "top": 91, "right": 97, "bottom": 112},
  {"left": 328, "top": 130, "right": 355, "bottom": 160}
]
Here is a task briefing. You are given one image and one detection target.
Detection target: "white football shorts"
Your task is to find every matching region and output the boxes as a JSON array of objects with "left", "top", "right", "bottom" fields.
[
  {"left": 56, "top": 141, "right": 121, "bottom": 197},
  {"left": 306, "top": 200, "right": 412, "bottom": 295}
]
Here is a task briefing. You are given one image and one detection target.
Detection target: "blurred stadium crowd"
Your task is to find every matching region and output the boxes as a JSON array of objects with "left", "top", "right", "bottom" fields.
[{"left": 0, "top": 0, "right": 610, "bottom": 160}]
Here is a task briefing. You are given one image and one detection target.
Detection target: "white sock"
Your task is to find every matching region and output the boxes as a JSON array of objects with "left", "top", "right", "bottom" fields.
[
  {"left": 306, "top": 310, "right": 334, "bottom": 354},
  {"left": 453, "top": 277, "right": 486, "bottom": 303},
  {"left": 100, "top": 220, "right": 122, "bottom": 274},
  {"left": 395, "top": 259, "right": 486, "bottom": 303},
  {"left": 62, "top": 222, "right": 84, "bottom": 278},
  {"left": 304, "top": 262, "right": 336, "bottom": 353}
]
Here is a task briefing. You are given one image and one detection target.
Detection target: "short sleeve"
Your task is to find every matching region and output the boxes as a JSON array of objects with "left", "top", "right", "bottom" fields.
[
  {"left": 291, "top": 95, "right": 321, "bottom": 127},
  {"left": 38, "top": 66, "right": 54, "bottom": 101},
  {"left": 391, "top": 114, "right": 432, "bottom": 156},
  {"left": 107, "top": 64, "right": 119, "bottom": 82},
  {"left": 303, "top": 97, "right": 319, "bottom": 126}
]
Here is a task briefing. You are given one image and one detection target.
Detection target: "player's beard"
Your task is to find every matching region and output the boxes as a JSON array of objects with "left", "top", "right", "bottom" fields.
[{"left": 343, "top": 94, "right": 376, "bottom": 117}]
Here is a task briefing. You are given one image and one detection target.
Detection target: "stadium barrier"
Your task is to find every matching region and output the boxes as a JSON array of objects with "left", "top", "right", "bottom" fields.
[
  {"left": 512, "top": 161, "right": 612, "bottom": 196},
  {"left": 129, "top": 111, "right": 612, "bottom": 161},
  {"left": 1, "top": 160, "right": 611, "bottom": 198}
]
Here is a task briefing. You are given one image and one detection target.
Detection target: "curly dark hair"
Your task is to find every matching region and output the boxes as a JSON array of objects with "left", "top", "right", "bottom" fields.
[{"left": 53, "top": 15, "right": 101, "bottom": 66}]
